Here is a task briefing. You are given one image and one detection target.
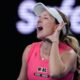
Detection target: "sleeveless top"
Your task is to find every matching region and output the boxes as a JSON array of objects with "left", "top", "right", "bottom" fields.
[{"left": 27, "top": 42, "right": 74, "bottom": 80}]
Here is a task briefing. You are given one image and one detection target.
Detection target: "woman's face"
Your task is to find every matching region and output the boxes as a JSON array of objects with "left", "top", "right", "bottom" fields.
[{"left": 36, "top": 11, "right": 59, "bottom": 39}]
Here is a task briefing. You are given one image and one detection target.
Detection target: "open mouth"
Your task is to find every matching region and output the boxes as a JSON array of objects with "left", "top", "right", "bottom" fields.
[{"left": 37, "top": 26, "right": 43, "bottom": 31}]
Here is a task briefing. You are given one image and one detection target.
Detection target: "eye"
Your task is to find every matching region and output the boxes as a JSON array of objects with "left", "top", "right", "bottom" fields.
[{"left": 44, "top": 17, "right": 49, "bottom": 19}]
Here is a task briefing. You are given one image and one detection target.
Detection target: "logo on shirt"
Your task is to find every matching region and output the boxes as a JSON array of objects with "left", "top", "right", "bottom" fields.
[
  {"left": 34, "top": 73, "right": 49, "bottom": 78},
  {"left": 34, "top": 67, "right": 49, "bottom": 78},
  {"left": 37, "top": 67, "right": 47, "bottom": 72}
]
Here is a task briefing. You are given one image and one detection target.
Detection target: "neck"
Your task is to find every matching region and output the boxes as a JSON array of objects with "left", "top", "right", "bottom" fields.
[{"left": 40, "top": 40, "right": 52, "bottom": 59}]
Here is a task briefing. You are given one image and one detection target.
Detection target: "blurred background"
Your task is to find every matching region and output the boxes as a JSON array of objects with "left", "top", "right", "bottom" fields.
[{"left": 1, "top": 0, "right": 80, "bottom": 79}]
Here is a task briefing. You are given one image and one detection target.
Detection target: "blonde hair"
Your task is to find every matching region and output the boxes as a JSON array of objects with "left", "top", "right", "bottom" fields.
[
  {"left": 63, "top": 35, "right": 80, "bottom": 79},
  {"left": 57, "top": 9, "right": 80, "bottom": 56},
  {"left": 64, "top": 36, "right": 80, "bottom": 55}
]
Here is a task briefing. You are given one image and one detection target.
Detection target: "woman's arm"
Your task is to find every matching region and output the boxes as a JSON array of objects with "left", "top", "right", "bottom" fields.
[
  {"left": 49, "top": 42, "right": 77, "bottom": 78},
  {"left": 17, "top": 45, "right": 31, "bottom": 80},
  {"left": 46, "top": 22, "right": 77, "bottom": 78}
]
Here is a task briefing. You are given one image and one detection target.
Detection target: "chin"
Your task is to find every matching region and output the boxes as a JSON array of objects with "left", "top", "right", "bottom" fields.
[{"left": 37, "top": 35, "right": 45, "bottom": 40}]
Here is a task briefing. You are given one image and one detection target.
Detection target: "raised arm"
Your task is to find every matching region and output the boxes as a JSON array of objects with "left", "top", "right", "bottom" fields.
[
  {"left": 47, "top": 22, "right": 77, "bottom": 78},
  {"left": 49, "top": 42, "right": 77, "bottom": 78}
]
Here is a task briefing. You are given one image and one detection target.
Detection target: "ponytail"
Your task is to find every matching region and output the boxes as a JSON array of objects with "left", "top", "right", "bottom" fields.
[{"left": 63, "top": 35, "right": 80, "bottom": 80}]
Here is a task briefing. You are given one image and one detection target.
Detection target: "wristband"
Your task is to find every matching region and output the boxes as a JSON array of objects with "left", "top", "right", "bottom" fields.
[
  {"left": 43, "top": 38, "right": 53, "bottom": 44},
  {"left": 43, "top": 38, "right": 58, "bottom": 43}
]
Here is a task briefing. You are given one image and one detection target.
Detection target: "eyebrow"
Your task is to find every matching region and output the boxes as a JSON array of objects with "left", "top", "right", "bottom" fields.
[{"left": 39, "top": 15, "right": 49, "bottom": 18}]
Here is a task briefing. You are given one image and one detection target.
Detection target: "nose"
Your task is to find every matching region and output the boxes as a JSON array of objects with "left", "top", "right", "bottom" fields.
[{"left": 37, "top": 18, "right": 42, "bottom": 24}]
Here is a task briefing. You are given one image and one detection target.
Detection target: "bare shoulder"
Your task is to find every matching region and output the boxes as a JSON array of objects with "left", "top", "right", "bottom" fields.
[
  {"left": 23, "top": 44, "right": 32, "bottom": 55},
  {"left": 61, "top": 49, "right": 77, "bottom": 67},
  {"left": 22, "top": 44, "right": 32, "bottom": 62},
  {"left": 61, "top": 49, "right": 77, "bottom": 59}
]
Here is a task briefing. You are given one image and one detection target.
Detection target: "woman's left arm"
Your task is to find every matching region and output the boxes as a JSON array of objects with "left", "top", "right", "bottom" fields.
[
  {"left": 47, "top": 22, "right": 77, "bottom": 78},
  {"left": 49, "top": 42, "right": 77, "bottom": 78}
]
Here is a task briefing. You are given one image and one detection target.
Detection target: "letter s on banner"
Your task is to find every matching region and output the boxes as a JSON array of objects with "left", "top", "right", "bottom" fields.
[{"left": 16, "top": 1, "right": 37, "bottom": 35}]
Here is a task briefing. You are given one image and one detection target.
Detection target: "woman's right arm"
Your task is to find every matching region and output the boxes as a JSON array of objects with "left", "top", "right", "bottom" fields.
[{"left": 17, "top": 45, "right": 32, "bottom": 80}]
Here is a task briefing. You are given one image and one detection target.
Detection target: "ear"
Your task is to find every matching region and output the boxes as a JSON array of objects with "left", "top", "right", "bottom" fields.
[
  {"left": 55, "top": 24, "right": 59, "bottom": 29},
  {"left": 55, "top": 22, "right": 67, "bottom": 35}
]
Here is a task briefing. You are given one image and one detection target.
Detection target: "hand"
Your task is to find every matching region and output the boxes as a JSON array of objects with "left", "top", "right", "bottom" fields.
[{"left": 46, "top": 22, "right": 67, "bottom": 43}]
